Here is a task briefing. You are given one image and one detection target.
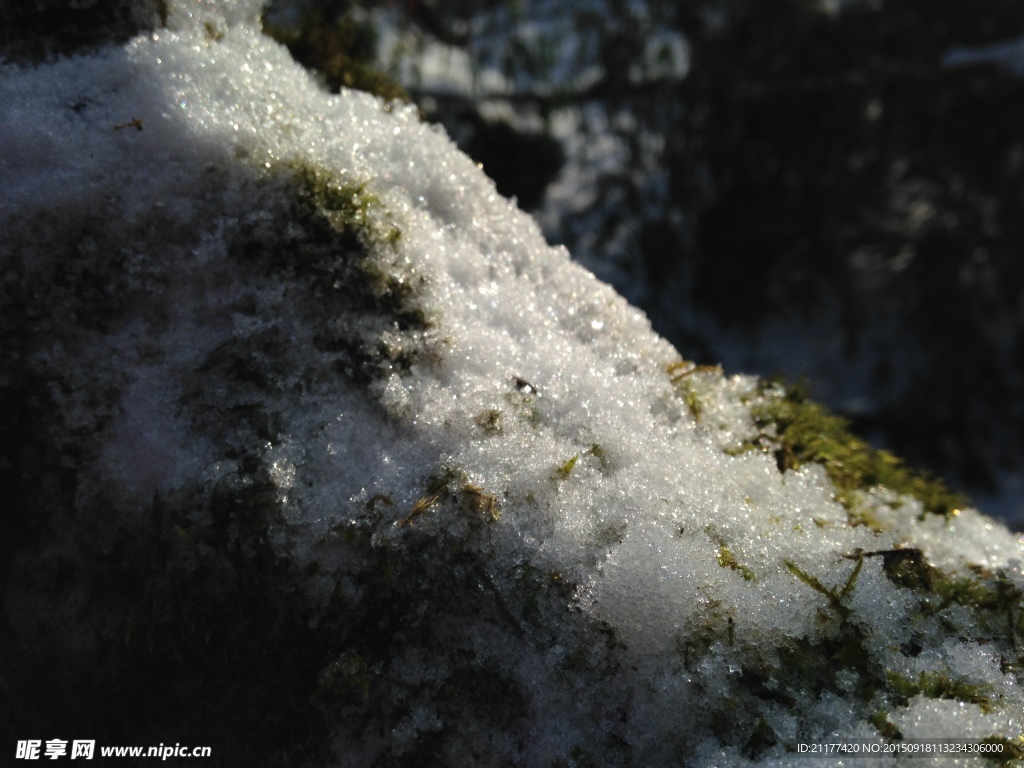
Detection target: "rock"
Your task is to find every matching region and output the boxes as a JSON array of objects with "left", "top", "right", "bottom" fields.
[{"left": 2, "top": 2, "right": 1023, "bottom": 765}]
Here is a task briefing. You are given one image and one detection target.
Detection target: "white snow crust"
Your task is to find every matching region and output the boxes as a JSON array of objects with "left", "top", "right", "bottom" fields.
[{"left": 3, "top": 1, "right": 1024, "bottom": 764}]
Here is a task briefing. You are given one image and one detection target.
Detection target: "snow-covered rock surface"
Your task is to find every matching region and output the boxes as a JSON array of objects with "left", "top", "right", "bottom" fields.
[{"left": 3, "top": 1, "right": 1024, "bottom": 765}]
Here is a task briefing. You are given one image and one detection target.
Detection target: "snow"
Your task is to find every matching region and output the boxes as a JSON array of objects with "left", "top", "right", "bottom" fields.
[{"left": 3, "top": 0, "right": 1024, "bottom": 764}]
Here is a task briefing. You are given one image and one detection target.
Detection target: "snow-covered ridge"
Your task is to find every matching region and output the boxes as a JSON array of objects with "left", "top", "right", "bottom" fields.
[{"left": 3, "top": 1, "right": 1023, "bottom": 764}]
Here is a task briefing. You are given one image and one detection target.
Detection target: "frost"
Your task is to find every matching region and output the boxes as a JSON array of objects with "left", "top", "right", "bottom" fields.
[{"left": 3, "top": 0, "right": 1024, "bottom": 765}]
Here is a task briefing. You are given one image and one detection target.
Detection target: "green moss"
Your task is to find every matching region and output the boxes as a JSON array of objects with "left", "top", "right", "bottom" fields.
[
  {"left": 677, "top": 378, "right": 703, "bottom": 419},
  {"left": 398, "top": 471, "right": 505, "bottom": 528},
  {"left": 717, "top": 545, "right": 756, "bottom": 581},
  {"left": 227, "top": 160, "right": 429, "bottom": 384},
  {"left": 769, "top": 628, "right": 875, "bottom": 706},
  {"left": 886, "top": 671, "right": 996, "bottom": 713},
  {"left": 554, "top": 453, "right": 579, "bottom": 480},
  {"left": 931, "top": 568, "right": 1024, "bottom": 647},
  {"left": 783, "top": 556, "right": 862, "bottom": 619},
  {"left": 934, "top": 573, "right": 991, "bottom": 608},
  {"left": 288, "top": 164, "right": 401, "bottom": 248},
  {"left": 869, "top": 709, "right": 902, "bottom": 740},
  {"left": 667, "top": 360, "right": 722, "bottom": 420},
  {"left": 749, "top": 380, "right": 967, "bottom": 520},
  {"left": 856, "top": 546, "right": 1024, "bottom": 649}
]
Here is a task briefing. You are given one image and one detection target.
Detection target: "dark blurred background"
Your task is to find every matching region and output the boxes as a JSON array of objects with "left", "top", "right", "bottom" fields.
[{"left": 267, "top": 0, "right": 1024, "bottom": 526}]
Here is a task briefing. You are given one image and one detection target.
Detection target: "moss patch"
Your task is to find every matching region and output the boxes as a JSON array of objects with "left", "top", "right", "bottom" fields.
[
  {"left": 747, "top": 380, "right": 967, "bottom": 520},
  {"left": 717, "top": 545, "right": 756, "bottom": 581},
  {"left": 668, "top": 360, "right": 722, "bottom": 420},
  {"left": 887, "top": 670, "right": 997, "bottom": 713},
  {"left": 784, "top": 556, "right": 863, "bottom": 620},
  {"left": 287, "top": 164, "right": 402, "bottom": 250},
  {"left": 554, "top": 453, "right": 579, "bottom": 481}
]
